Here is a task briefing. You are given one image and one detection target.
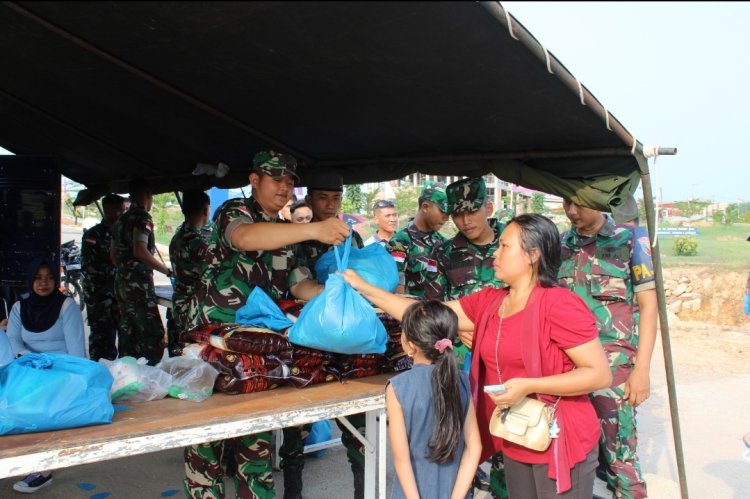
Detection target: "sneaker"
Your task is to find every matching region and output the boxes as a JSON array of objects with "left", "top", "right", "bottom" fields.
[{"left": 12, "top": 473, "right": 53, "bottom": 493}]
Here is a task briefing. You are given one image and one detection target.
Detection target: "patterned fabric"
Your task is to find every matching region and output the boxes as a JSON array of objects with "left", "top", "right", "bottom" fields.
[
  {"left": 591, "top": 364, "right": 647, "bottom": 499},
  {"left": 111, "top": 203, "right": 165, "bottom": 365},
  {"left": 386, "top": 221, "right": 447, "bottom": 297},
  {"left": 81, "top": 221, "right": 119, "bottom": 360},
  {"left": 559, "top": 216, "right": 654, "bottom": 499},
  {"left": 424, "top": 218, "right": 505, "bottom": 301},
  {"left": 559, "top": 217, "right": 655, "bottom": 365},
  {"left": 169, "top": 221, "right": 212, "bottom": 333},
  {"left": 294, "top": 230, "right": 363, "bottom": 280},
  {"left": 183, "top": 432, "right": 275, "bottom": 499},
  {"left": 419, "top": 180, "right": 448, "bottom": 213},
  {"left": 446, "top": 177, "right": 486, "bottom": 214},
  {"left": 252, "top": 150, "right": 298, "bottom": 180},
  {"left": 188, "top": 197, "right": 311, "bottom": 327}
]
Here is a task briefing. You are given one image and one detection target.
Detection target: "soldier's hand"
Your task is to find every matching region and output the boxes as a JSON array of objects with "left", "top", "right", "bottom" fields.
[
  {"left": 313, "top": 217, "right": 350, "bottom": 246},
  {"left": 0, "top": 318, "right": 7, "bottom": 329},
  {"left": 624, "top": 366, "right": 650, "bottom": 407}
]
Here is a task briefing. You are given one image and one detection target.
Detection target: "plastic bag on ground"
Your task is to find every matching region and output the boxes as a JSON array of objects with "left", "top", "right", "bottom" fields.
[{"left": 306, "top": 420, "right": 333, "bottom": 458}]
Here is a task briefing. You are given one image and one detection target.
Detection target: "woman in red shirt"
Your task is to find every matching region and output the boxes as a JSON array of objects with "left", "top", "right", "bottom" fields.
[{"left": 343, "top": 214, "right": 611, "bottom": 497}]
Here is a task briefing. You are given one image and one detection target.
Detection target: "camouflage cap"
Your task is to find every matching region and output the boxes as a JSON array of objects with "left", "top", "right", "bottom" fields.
[
  {"left": 419, "top": 180, "right": 448, "bottom": 213},
  {"left": 252, "top": 150, "right": 299, "bottom": 181},
  {"left": 446, "top": 177, "right": 486, "bottom": 215}
]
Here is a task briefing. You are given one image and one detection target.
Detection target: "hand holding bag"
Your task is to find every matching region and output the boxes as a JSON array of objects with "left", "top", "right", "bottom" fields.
[
  {"left": 486, "top": 299, "right": 560, "bottom": 452},
  {"left": 489, "top": 396, "right": 559, "bottom": 452}
]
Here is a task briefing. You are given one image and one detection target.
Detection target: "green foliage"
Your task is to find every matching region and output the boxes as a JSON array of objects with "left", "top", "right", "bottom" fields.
[
  {"left": 363, "top": 187, "right": 382, "bottom": 215},
  {"left": 342, "top": 184, "right": 364, "bottom": 215},
  {"left": 672, "top": 236, "right": 698, "bottom": 256},
  {"left": 712, "top": 210, "right": 726, "bottom": 224},
  {"left": 673, "top": 199, "right": 711, "bottom": 217},
  {"left": 394, "top": 184, "right": 419, "bottom": 218},
  {"left": 531, "top": 193, "right": 546, "bottom": 214}
]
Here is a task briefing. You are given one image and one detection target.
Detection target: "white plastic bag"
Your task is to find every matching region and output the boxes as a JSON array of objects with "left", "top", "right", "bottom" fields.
[
  {"left": 99, "top": 356, "right": 173, "bottom": 402},
  {"left": 157, "top": 356, "right": 219, "bottom": 402}
]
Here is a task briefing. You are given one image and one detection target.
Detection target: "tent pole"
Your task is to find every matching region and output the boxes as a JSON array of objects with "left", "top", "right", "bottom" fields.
[{"left": 640, "top": 170, "right": 690, "bottom": 499}]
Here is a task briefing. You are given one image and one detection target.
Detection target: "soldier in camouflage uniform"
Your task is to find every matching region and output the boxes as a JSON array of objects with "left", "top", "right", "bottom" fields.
[
  {"left": 294, "top": 166, "right": 369, "bottom": 498},
  {"left": 423, "top": 177, "right": 507, "bottom": 498},
  {"left": 184, "top": 152, "right": 349, "bottom": 499},
  {"left": 81, "top": 193, "right": 126, "bottom": 360},
  {"left": 168, "top": 189, "right": 211, "bottom": 351},
  {"left": 110, "top": 180, "right": 172, "bottom": 366},
  {"left": 559, "top": 199, "right": 657, "bottom": 499},
  {"left": 386, "top": 180, "right": 449, "bottom": 297}
]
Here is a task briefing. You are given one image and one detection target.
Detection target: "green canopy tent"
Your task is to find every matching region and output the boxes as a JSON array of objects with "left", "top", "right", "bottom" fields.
[{"left": 0, "top": 2, "right": 686, "bottom": 496}]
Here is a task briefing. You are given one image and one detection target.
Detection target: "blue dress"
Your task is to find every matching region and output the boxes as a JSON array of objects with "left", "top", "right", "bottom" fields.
[{"left": 389, "top": 363, "right": 471, "bottom": 499}]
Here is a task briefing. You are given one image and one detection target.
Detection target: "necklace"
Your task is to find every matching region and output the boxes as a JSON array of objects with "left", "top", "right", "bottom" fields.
[{"left": 494, "top": 299, "right": 509, "bottom": 385}]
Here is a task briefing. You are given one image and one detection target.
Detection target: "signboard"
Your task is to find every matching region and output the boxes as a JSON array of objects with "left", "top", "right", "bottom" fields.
[{"left": 657, "top": 227, "right": 698, "bottom": 237}]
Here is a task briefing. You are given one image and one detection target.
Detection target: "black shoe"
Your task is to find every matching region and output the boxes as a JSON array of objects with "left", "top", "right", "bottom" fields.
[{"left": 472, "top": 467, "right": 491, "bottom": 491}]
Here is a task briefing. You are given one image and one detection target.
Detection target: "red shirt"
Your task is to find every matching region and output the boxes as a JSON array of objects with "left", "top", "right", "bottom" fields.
[{"left": 460, "top": 287, "right": 600, "bottom": 467}]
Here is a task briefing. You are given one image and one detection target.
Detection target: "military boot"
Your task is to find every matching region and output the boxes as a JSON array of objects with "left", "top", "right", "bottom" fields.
[
  {"left": 351, "top": 462, "right": 365, "bottom": 499},
  {"left": 282, "top": 461, "right": 304, "bottom": 499}
]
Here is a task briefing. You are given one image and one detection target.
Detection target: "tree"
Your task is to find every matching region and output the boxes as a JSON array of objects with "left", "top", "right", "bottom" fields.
[
  {"left": 363, "top": 187, "right": 382, "bottom": 215},
  {"left": 394, "top": 184, "right": 419, "bottom": 218},
  {"left": 341, "top": 184, "right": 364, "bottom": 214},
  {"left": 531, "top": 193, "right": 546, "bottom": 214}
]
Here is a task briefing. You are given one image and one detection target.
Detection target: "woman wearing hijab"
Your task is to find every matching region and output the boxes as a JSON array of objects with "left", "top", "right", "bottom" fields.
[{"left": 6, "top": 258, "right": 85, "bottom": 493}]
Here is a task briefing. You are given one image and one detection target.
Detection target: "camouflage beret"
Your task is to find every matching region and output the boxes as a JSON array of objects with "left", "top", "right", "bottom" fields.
[
  {"left": 252, "top": 150, "right": 299, "bottom": 181},
  {"left": 419, "top": 180, "right": 448, "bottom": 213},
  {"left": 446, "top": 177, "right": 486, "bottom": 215}
]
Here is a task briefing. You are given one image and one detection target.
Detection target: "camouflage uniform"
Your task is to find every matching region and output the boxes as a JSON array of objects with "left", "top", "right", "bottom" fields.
[
  {"left": 294, "top": 231, "right": 364, "bottom": 281},
  {"left": 386, "top": 222, "right": 447, "bottom": 297},
  {"left": 185, "top": 195, "right": 311, "bottom": 499},
  {"left": 434, "top": 177, "right": 508, "bottom": 498},
  {"left": 293, "top": 231, "right": 370, "bottom": 498},
  {"left": 559, "top": 216, "right": 655, "bottom": 499},
  {"left": 168, "top": 221, "right": 212, "bottom": 341},
  {"left": 111, "top": 202, "right": 165, "bottom": 365},
  {"left": 81, "top": 221, "right": 119, "bottom": 360}
]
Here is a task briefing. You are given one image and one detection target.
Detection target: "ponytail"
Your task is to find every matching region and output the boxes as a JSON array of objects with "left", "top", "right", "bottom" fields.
[{"left": 401, "top": 301, "right": 463, "bottom": 464}]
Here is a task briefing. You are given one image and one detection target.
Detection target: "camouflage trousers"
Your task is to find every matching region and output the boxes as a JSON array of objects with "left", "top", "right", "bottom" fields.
[
  {"left": 86, "top": 296, "right": 119, "bottom": 361},
  {"left": 335, "top": 414, "right": 367, "bottom": 498},
  {"left": 115, "top": 276, "right": 165, "bottom": 365},
  {"left": 489, "top": 452, "right": 509, "bottom": 499},
  {"left": 591, "top": 363, "right": 647, "bottom": 499},
  {"left": 183, "top": 432, "right": 274, "bottom": 499}
]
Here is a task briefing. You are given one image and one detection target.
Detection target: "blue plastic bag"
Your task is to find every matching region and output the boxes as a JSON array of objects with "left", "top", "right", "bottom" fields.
[
  {"left": 0, "top": 352, "right": 114, "bottom": 435},
  {"left": 744, "top": 292, "right": 750, "bottom": 316},
  {"left": 315, "top": 237, "right": 399, "bottom": 292},
  {"left": 289, "top": 235, "right": 388, "bottom": 354},
  {"left": 235, "top": 287, "right": 294, "bottom": 331},
  {"left": 306, "top": 420, "right": 333, "bottom": 458}
]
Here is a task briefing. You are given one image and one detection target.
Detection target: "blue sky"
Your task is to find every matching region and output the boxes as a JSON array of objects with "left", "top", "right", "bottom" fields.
[
  {"left": 3, "top": 3, "right": 748, "bottom": 204},
  {"left": 503, "top": 2, "right": 750, "bottom": 204}
]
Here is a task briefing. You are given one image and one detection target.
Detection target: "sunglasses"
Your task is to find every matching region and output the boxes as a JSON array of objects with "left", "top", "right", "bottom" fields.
[{"left": 373, "top": 200, "right": 395, "bottom": 209}]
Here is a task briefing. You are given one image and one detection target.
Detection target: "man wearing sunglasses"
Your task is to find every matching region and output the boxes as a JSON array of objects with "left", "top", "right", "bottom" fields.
[{"left": 365, "top": 199, "right": 398, "bottom": 246}]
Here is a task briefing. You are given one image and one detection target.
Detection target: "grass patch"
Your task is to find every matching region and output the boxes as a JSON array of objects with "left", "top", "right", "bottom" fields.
[{"left": 658, "top": 223, "right": 750, "bottom": 270}]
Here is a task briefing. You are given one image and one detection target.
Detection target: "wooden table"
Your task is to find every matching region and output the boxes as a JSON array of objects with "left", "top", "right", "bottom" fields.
[{"left": 0, "top": 374, "right": 391, "bottom": 498}]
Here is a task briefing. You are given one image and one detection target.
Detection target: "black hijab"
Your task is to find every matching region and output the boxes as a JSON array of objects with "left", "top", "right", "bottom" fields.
[{"left": 19, "top": 258, "right": 67, "bottom": 333}]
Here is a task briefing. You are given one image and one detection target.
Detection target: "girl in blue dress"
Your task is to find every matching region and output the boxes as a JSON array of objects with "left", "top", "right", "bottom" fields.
[{"left": 387, "top": 301, "right": 481, "bottom": 499}]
